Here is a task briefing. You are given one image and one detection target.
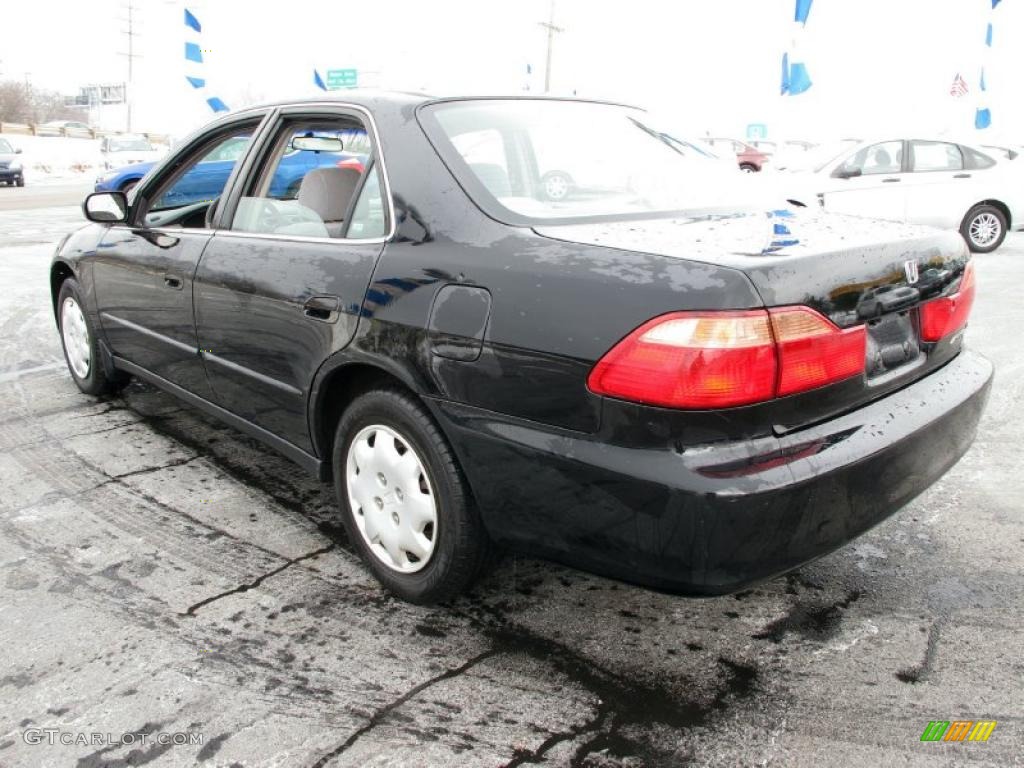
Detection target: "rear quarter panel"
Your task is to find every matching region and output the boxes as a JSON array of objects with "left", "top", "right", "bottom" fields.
[{"left": 335, "top": 99, "right": 764, "bottom": 434}]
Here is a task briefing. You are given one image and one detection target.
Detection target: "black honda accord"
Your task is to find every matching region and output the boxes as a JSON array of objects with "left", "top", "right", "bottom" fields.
[{"left": 51, "top": 93, "right": 992, "bottom": 603}]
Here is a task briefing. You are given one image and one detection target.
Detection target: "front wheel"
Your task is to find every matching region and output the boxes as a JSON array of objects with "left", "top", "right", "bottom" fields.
[
  {"left": 57, "top": 278, "right": 129, "bottom": 395},
  {"left": 332, "top": 388, "right": 492, "bottom": 604},
  {"left": 739, "top": 163, "right": 758, "bottom": 173},
  {"left": 961, "top": 204, "right": 1006, "bottom": 253},
  {"left": 15, "top": 176, "right": 24, "bottom": 187}
]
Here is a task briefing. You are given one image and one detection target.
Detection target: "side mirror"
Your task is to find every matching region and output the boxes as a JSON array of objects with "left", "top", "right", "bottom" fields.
[
  {"left": 833, "top": 166, "right": 862, "bottom": 179},
  {"left": 83, "top": 191, "right": 129, "bottom": 223}
]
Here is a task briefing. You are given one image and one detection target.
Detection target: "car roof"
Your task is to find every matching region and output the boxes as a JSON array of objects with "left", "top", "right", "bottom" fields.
[{"left": 234, "top": 90, "right": 640, "bottom": 113}]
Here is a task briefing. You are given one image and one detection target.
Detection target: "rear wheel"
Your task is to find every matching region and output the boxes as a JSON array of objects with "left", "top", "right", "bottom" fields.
[
  {"left": 333, "top": 388, "right": 491, "bottom": 604},
  {"left": 57, "top": 278, "right": 129, "bottom": 396},
  {"left": 541, "top": 171, "right": 573, "bottom": 201},
  {"left": 15, "top": 176, "right": 24, "bottom": 187},
  {"left": 740, "top": 163, "right": 758, "bottom": 173},
  {"left": 961, "top": 204, "right": 1006, "bottom": 253}
]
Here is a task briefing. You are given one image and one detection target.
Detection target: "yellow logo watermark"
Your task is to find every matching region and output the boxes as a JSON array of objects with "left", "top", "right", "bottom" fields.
[{"left": 920, "top": 721, "right": 997, "bottom": 742}]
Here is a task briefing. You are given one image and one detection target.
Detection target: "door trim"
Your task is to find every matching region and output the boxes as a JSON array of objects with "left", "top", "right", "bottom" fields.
[
  {"left": 100, "top": 312, "right": 197, "bottom": 355},
  {"left": 202, "top": 351, "right": 304, "bottom": 397}
]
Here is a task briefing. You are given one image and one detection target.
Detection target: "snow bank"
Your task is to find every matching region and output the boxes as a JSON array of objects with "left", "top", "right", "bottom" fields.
[{"left": 0, "top": 134, "right": 169, "bottom": 181}]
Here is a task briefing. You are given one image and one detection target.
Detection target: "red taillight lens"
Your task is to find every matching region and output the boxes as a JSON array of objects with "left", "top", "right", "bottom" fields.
[
  {"left": 588, "top": 306, "right": 867, "bottom": 409},
  {"left": 587, "top": 311, "right": 776, "bottom": 408},
  {"left": 770, "top": 307, "right": 867, "bottom": 397},
  {"left": 920, "top": 261, "right": 976, "bottom": 342}
]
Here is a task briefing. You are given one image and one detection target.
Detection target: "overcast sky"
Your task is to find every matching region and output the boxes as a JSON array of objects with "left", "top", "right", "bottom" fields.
[{"left": 4, "top": 0, "right": 1024, "bottom": 143}]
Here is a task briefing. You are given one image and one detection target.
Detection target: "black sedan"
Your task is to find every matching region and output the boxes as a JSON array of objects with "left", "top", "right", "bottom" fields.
[{"left": 51, "top": 93, "right": 992, "bottom": 604}]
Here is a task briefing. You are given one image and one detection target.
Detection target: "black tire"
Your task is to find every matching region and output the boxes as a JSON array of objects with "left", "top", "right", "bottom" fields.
[
  {"left": 57, "top": 278, "right": 129, "bottom": 396},
  {"left": 332, "top": 388, "right": 491, "bottom": 604},
  {"left": 960, "top": 204, "right": 1006, "bottom": 253},
  {"left": 16, "top": 176, "right": 25, "bottom": 187},
  {"left": 739, "top": 163, "right": 758, "bottom": 173}
]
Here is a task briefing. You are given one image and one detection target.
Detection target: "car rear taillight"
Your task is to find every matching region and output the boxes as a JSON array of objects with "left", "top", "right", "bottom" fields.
[
  {"left": 770, "top": 307, "right": 866, "bottom": 397},
  {"left": 919, "top": 261, "right": 976, "bottom": 342},
  {"left": 587, "top": 307, "right": 866, "bottom": 409}
]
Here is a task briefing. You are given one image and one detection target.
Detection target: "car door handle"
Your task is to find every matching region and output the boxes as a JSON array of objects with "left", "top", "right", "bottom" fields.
[
  {"left": 303, "top": 295, "right": 340, "bottom": 322},
  {"left": 953, "top": 173, "right": 971, "bottom": 179},
  {"left": 881, "top": 177, "right": 901, "bottom": 183},
  {"left": 163, "top": 275, "right": 183, "bottom": 290}
]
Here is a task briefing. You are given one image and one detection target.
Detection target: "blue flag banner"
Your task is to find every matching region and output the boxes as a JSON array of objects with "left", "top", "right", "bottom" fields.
[
  {"left": 186, "top": 76, "right": 206, "bottom": 89},
  {"left": 788, "top": 63, "right": 812, "bottom": 95},
  {"left": 314, "top": 70, "right": 327, "bottom": 91},
  {"left": 185, "top": 42, "right": 203, "bottom": 63},
  {"left": 992, "top": 0, "right": 1001, "bottom": 8},
  {"left": 207, "top": 97, "right": 229, "bottom": 113},
  {"left": 980, "top": 69, "right": 986, "bottom": 91},
  {"left": 975, "top": 107, "right": 992, "bottom": 129},
  {"left": 985, "top": 23, "right": 993, "bottom": 46},
  {"left": 782, "top": 0, "right": 812, "bottom": 96},
  {"left": 184, "top": 9, "right": 202, "bottom": 33}
]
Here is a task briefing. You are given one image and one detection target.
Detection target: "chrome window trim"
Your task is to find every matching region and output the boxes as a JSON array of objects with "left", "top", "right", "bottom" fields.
[{"left": 225, "top": 101, "right": 396, "bottom": 245}]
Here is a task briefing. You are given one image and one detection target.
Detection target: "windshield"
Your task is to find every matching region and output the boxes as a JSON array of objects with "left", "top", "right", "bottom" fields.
[
  {"left": 109, "top": 137, "right": 153, "bottom": 152},
  {"left": 0, "top": 139, "right": 12, "bottom": 154},
  {"left": 421, "top": 99, "right": 751, "bottom": 224}
]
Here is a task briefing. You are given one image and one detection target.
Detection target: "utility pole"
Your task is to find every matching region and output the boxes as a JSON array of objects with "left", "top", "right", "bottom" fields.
[
  {"left": 539, "top": 0, "right": 564, "bottom": 94},
  {"left": 118, "top": 0, "right": 142, "bottom": 131}
]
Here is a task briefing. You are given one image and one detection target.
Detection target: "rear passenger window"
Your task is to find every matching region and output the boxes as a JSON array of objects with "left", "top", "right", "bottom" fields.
[
  {"left": 910, "top": 141, "right": 963, "bottom": 172},
  {"left": 231, "top": 118, "right": 373, "bottom": 239},
  {"left": 345, "top": 165, "right": 387, "bottom": 239},
  {"left": 963, "top": 146, "right": 997, "bottom": 169}
]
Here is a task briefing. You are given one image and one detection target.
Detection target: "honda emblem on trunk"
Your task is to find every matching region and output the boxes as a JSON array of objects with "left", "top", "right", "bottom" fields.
[{"left": 904, "top": 260, "right": 920, "bottom": 284}]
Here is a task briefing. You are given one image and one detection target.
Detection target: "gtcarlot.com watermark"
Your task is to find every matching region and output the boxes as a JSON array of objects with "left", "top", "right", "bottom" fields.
[{"left": 23, "top": 728, "right": 203, "bottom": 747}]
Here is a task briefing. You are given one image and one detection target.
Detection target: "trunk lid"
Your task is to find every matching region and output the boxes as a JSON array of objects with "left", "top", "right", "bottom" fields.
[{"left": 534, "top": 208, "right": 971, "bottom": 432}]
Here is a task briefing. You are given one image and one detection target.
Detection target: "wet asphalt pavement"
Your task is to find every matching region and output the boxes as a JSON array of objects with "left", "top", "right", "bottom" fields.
[{"left": 0, "top": 196, "right": 1021, "bottom": 767}]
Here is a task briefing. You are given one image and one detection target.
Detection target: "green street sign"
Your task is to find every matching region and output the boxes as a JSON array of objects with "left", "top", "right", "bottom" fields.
[{"left": 326, "top": 69, "right": 358, "bottom": 89}]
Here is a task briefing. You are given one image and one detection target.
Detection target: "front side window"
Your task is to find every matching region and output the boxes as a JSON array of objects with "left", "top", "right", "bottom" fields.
[
  {"left": 420, "top": 99, "right": 743, "bottom": 224},
  {"left": 0, "top": 139, "right": 13, "bottom": 154},
  {"left": 231, "top": 118, "right": 375, "bottom": 239},
  {"left": 910, "top": 141, "right": 963, "bottom": 172},
  {"left": 147, "top": 127, "right": 256, "bottom": 213}
]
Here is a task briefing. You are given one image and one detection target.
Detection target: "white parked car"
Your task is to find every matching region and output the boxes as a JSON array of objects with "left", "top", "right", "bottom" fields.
[
  {"left": 100, "top": 134, "right": 163, "bottom": 170},
  {"left": 777, "top": 138, "right": 1023, "bottom": 252}
]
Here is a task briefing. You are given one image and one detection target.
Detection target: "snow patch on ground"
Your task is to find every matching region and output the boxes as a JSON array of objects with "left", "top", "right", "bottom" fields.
[{"left": 0, "top": 134, "right": 168, "bottom": 182}]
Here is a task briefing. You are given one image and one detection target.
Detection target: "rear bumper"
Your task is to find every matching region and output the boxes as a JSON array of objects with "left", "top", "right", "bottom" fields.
[{"left": 431, "top": 350, "right": 993, "bottom": 594}]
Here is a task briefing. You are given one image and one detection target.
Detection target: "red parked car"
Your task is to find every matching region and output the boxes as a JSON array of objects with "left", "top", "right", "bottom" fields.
[{"left": 702, "top": 137, "right": 770, "bottom": 173}]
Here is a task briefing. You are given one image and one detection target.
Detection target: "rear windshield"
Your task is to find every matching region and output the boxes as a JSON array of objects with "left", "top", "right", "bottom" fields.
[{"left": 419, "top": 99, "right": 747, "bottom": 225}]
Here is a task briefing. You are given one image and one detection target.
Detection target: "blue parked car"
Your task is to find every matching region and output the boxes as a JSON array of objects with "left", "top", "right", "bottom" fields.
[{"left": 95, "top": 133, "right": 367, "bottom": 201}]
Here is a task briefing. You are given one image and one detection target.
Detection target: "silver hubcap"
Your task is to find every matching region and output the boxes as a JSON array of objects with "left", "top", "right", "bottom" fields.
[
  {"left": 969, "top": 212, "right": 1001, "bottom": 247},
  {"left": 545, "top": 175, "right": 569, "bottom": 200},
  {"left": 346, "top": 424, "right": 437, "bottom": 573},
  {"left": 61, "top": 296, "right": 91, "bottom": 379}
]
